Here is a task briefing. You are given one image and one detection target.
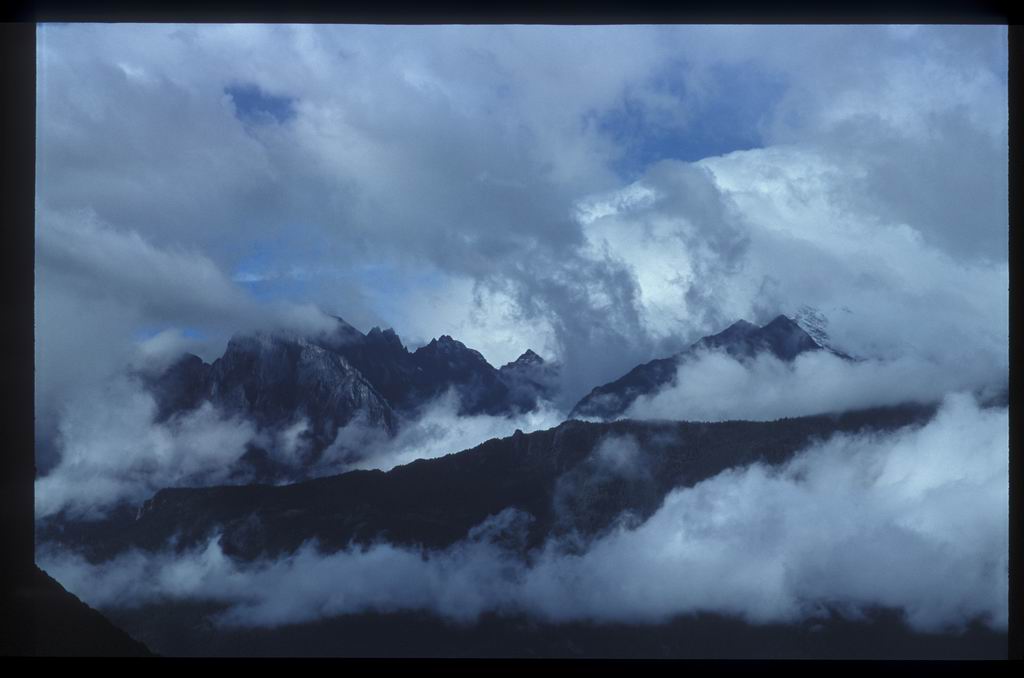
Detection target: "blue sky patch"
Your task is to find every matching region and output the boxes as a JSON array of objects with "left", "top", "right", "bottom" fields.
[
  {"left": 598, "top": 61, "right": 787, "bottom": 180},
  {"left": 225, "top": 82, "right": 297, "bottom": 125}
]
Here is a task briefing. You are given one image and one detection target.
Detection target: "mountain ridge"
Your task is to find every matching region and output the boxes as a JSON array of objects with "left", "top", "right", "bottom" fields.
[
  {"left": 38, "top": 401, "right": 938, "bottom": 565},
  {"left": 143, "top": 316, "right": 558, "bottom": 477},
  {"left": 570, "top": 314, "right": 849, "bottom": 420}
]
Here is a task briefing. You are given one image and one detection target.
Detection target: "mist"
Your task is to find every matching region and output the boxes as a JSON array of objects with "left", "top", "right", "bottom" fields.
[
  {"left": 34, "top": 373, "right": 567, "bottom": 519},
  {"left": 39, "top": 393, "right": 1008, "bottom": 633},
  {"left": 620, "top": 348, "right": 1006, "bottom": 423},
  {"left": 323, "top": 389, "right": 565, "bottom": 472}
]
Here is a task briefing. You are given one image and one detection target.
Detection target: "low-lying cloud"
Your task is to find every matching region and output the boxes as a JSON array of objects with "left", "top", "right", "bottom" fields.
[
  {"left": 322, "top": 389, "right": 565, "bottom": 472},
  {"left": 40, "top": 393, "right": 1008, "bottom": 633},
  {"left": 34, "top": 376, "right": 260, "bottom": 520},
  {"left": 35, "top": 376, "right": 566, "bottom": 519},
  {"left": 621, "top": 348, "right": 1006, "bottom": 423}
]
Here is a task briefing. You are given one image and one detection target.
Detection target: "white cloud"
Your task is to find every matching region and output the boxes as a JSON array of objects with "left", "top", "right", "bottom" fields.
[
  {"left": 621, "top": 349, "right": 1005, "bottom": 424},
  {"left": 35, "top": 27, "right": 1009, "bottom": 617},
  {"left": 34, "top": 377, "right": 566, "bottom": 518},
  {"left": 323, "top": 389, "right": 564, "bottom": 473},
  {"left": 36, "top": 24, "right": 1008, "bottom": 419},
  {"left": 35, "top": 376, "right": 259, "bottom": 520},
  {"left": 33, "top": 207, "right": 338, "bottom": 471}
]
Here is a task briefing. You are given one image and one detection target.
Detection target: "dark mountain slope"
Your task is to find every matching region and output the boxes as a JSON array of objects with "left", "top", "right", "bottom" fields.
[
  {"left": 39, "top": 402, "right": 937, "bottom": 564},
  {"left": 209, "top": 331, "right": 397, "bottom": 440}
]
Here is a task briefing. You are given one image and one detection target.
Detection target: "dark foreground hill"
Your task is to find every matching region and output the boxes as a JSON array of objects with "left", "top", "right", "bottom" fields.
[
  {"left": 104, "top": 602, "right": 1005, "bottom": 659},
  {"left": 1, "top": 566, "right": 154, "bottom": 656}
]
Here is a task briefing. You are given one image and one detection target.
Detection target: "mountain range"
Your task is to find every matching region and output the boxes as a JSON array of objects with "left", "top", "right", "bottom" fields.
[
  {"left": 40, "top": 402, "right": 937, "bottom": 565},
  {"left": 143, "top": 316, "right": 558, "bottom": 476}
]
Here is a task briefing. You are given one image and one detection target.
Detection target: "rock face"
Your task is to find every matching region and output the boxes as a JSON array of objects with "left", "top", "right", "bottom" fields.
[
  {"left": 208, "top": 332, "right": 397, "bottom": 444},
  {"left": 570, "top": 315, "right": 847, "bottom": 420},
  {"left": 144, "top": 316, "right": 557, "bottom": 472}
]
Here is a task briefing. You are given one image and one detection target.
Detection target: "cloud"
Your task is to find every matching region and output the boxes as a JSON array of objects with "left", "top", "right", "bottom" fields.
[
  {"left": 36, "top": 25, "right": 1007, "bottom": 414},
  {"left": 39, "top": 393, "right": 1008, "bottom": 633},
  {"left": 35, "top": 375, "right": 260, "bottom": 520},
  {"left": 34, "top": 377, "right": 565, "bottom": 518},
  {"left": 322, "top": 389, "right": 565, "bottom": 473},
  {"left": 33, "top": 207, "right": 338, "bottom": 469},
  {"left": 620, "top": 349, "right": 1006, "bottom": 424}
]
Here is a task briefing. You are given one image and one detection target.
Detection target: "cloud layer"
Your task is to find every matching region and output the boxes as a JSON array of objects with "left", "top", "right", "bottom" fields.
[
  {"left": 35, "top": 375, "right": 258, "bottom": 519},
  {"left": 619, "top": 349, "right": 1006, "bottom": 423},
  {"left": 35, "top": 378, "right": 565, "bottom": 519},
  {"left": 39, "top": 393, "right": 1008, "bottom": 633},
  {"left": 36, "top": 25, "right": 1009, "bottom": 422},
  {"left": 325, "top": 389, "right": 565, "bottom": 472}
]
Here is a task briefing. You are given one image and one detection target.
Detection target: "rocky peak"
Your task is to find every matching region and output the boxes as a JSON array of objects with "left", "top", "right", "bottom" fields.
[
  {"left": 366, "top": 326, "right": 406, "bottom": 351},
  {"left": 418, "top": 335, "right": 488, "bottom": 365},
  {"left": 501, "top": 349, "right": 545, "bottom": 371},
  {"left": 756, "top": 314, "right": 825, "bottom": 360}
]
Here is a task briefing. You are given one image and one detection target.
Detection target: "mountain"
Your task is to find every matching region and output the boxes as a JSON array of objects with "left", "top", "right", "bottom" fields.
[
  {"left": 570, "top": 314, "right": 847, "bottom": 420},
  {"left": 148, "top": 329, "right": 396, "bottom": 472},
  {"left": 38, "top": 401, "right": 937, "bottom": 564},
  {"left": 499, "top": 349, "right": 559, "bottom": 410},
  {"left": 793, "top": 305, "right": 855, "bottom": 360},
  {"left": 144, "top": 316, "right": 556, "bottom": 474}
]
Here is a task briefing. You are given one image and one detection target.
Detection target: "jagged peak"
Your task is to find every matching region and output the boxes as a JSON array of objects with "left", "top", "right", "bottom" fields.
[
  {"left": 366, "top": 326, "right": 404, "bottom": 348},
  {"left": 514, "top": 348, "right": 543, "bottom": 363},
  {"left": 424, "top": 334, "right": 466, "bottom": 351},
  {"left": 416, "top": 335, "right": 490, "bottom": 365},
  {"left": 501, "top": 349, "right": 545, "bottom": 371}
]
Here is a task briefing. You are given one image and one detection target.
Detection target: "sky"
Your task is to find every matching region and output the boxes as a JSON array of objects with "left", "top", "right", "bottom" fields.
[
  {"left": 36, "top": 24, "right": 1008, "bottom": 411},
  {"left": 33, "top": 24, "right": 1010, "bottom": 638}
]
